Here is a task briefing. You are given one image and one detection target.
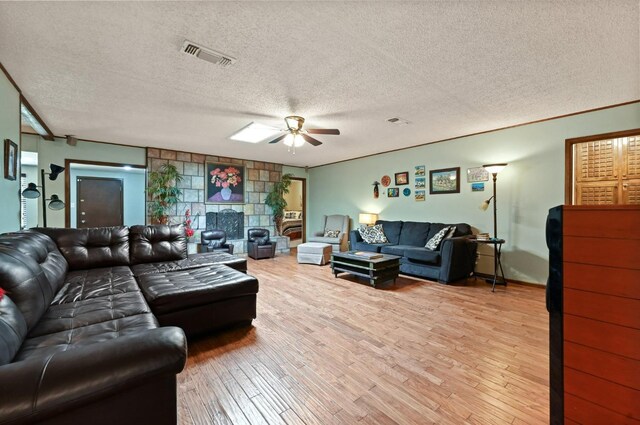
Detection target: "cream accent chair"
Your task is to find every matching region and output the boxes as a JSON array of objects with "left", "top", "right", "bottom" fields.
[{"left": 308, "top": 214, "right": 350, "bottom": 252}]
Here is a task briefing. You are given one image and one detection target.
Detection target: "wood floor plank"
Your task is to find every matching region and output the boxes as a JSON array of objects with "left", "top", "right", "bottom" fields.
[{"left": 177, "top": 252, "right": 549, "bottom": 424}]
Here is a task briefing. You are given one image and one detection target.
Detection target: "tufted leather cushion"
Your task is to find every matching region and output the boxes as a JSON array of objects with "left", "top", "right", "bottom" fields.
[
  {"left": 0, "top": 242, "right": 62, "bottom": 332},
  {"left": 0, "top": 295, "right": 28, "bottom": 366},
  {"left": 131, "top": 252, "right": 247, "bottom": 276},
  {"left": 130, "top": 224, "right": 187, "bottom": 265},
  {"left": 51, "top": 266, "right": 139, "bottom": 305},
  {"left": 247, "top": 228, "right": 270, "bottom": 246},
  {"left": 137, "top": 265, "right": 259, "bottom": 315},
  {"left": 28, "top": 291, "right": 150, "bottom": 338},
  {"left": 15, "top": 313, "right": 158, "bottom": 362},
  {"left": 35, "top": 226, "right": 130, "bottom": 271}
]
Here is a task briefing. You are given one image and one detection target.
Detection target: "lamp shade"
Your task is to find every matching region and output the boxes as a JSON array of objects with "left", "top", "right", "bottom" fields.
[
  {"left": 47, "top": 194, "right": 65, "bottom": 210},
  {"left": 22, "top": 183, "right": 41, "bottom": 199},
  {"left": 359, "top": 213, "right": 378, "bottom": 225},
  {"left": 483, "top": 163, "right": 508, "bottom": 175},
  {"left": 48, "top": 164, "right": 65, "bottom": 181}
]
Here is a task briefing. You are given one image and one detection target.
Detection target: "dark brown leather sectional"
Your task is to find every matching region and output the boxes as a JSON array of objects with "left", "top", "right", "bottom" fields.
[{"left": 0, "top": 224, "right": 259, "bottom": 425}]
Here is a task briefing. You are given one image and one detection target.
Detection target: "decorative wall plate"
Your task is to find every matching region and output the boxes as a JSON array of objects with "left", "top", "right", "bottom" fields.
[
  {"left": 381, "top": 175, "right": 391, "bottom": 187},
  {"left": 403, "top": 188, "right": 411, "bottom": 196}
]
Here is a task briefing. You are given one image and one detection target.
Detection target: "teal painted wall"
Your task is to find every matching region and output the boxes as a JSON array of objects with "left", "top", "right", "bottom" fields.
[
  {"left": 308, "top": 103, "right": 640, "bottom": 285},
  {"left": 22, "top": 134, "right": 147, "bottom": 227},
  {"left": 0, "top": 72, "right": 20, "bottom": 233}
]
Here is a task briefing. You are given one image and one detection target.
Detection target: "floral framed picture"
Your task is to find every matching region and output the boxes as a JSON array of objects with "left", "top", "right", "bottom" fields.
[
  {"left": 395, "top": 171, "right": 409, "bottom": 185},
  {"left": 3, "top": 139, "right": 17, "bottom": 181},
  {"left": 206, "top": 163, "right": 245, "bottom": 203},
  {"left": 429, "top": 167, "right": 460, "bottom": 194},
  {"left": 466, "top": 166, "right": 490, "bottom": 183},
  {"left": 387, "top": 187, "right": 399, "bottom": 197}
]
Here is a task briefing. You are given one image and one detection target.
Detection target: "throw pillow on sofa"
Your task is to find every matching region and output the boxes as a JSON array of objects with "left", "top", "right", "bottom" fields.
[
  {"left": 324, "top": 230, "right": 340, "bottom": 238},
  {"left": 425, "top": 226, "right": 450, "bottom": 250},
  {"left": 359, "top": 224, "right": 388, "bottom": 244}
]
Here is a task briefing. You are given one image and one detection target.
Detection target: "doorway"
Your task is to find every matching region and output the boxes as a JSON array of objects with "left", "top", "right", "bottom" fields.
[
  {"left": 77, "top": 177, "right": 123, "bottom": 228},
  {"left": 283, "top": 177, "right": 306, "bottom": 248},
  {"left": 566, "top": 129, "right": 640, "bottom": 205},
  {"left": 66, "top": 160, "right": 146, "bottom": 228}
]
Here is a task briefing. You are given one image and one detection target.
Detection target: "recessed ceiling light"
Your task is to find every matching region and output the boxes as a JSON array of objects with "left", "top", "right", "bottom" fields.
[{"left": 230, "top": 122, "right": 281, "bottom": 143}]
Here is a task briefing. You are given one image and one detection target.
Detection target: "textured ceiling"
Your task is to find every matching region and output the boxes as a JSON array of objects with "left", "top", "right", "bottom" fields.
[{"left": 0, "top": 1, "right": 638, "bottom": 167}]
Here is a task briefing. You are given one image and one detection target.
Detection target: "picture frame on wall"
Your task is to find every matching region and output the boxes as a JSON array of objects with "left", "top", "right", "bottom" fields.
[
  {"left": 466, "top": 166, "right": 490, "bottom": 182},
  {"left": 206, "top": 163, "right": 245, "bottom": 203},
  {"left": 415, "top": 190, "right": 425, "bottom": 201},
  {"left": 387, "top": 188, "right": 399, "bottom": 197},
  {"left": 3, "top": 139, "right": 17, "bottom": 181},
  {"left": 395, "top": 172, "right": 409, "bottom": 185},
  {"left": 429, "top": 167, "right": 460, "bottom": 194},
  {"left": 414, "top": 165, "right": 425, "bottom": 176}
]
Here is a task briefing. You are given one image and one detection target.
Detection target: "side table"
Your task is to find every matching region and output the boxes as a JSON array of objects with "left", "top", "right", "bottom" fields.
[{"left": 476, "top": 238, "right": 507, "bottom": 291}]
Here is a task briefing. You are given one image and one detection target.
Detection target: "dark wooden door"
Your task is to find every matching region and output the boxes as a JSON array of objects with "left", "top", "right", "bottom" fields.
[{"left": 77, "top": 177, "right": 123, "bottom": 228}]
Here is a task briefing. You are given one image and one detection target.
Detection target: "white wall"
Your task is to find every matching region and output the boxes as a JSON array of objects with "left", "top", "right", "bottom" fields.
[
  {"left": 308, "top": 103, "right": 640, "bottom": 285},
  {"left": 0, "top": 71, "right": 21, "bottom": 233},
  {"left": 69, "top": 166, "right": 146, "bottom": 227},
  {"left": 21, "top": 164, "right": 39, "bottom": 228},
  {"left": 284, "top": 179, "right": 303, "bottom": 211},
  {"left": 22, "top": 134, "right": 147, "bottom": 227}
]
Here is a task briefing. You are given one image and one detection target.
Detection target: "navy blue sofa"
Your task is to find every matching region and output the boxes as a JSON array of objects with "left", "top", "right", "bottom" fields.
[{"left": 349, "top": 220, "right": 477, "bottom": 283}]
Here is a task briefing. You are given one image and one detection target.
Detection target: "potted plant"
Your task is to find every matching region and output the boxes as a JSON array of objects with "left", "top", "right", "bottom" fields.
[
  {"left": 148, "top": 163, "right": 183, "bottom": 224},
  {"left": 265, "top": 173, "right": 293, "bottom": 235}
]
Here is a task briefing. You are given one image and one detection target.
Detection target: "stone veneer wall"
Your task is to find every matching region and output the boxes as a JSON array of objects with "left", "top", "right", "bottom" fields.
[{"left": 147, "top": 148, "right": 288, "bottom": 254}]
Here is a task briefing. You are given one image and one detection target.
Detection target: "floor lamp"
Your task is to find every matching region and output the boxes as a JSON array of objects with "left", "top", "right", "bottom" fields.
[
  {"left": 480, "top": 163, "right": 508, "bottom": 291},
  {"left": 21, "top": 164, "right": 66, "bottom": 227}
]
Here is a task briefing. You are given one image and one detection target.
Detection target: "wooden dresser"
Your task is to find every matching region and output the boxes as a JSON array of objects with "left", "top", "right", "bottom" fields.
[{"left": 561, "top": 205, "right": 640, "bottom": 424}]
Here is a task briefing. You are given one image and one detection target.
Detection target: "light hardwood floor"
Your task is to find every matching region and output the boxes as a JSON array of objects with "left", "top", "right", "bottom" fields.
[{"left": 178, "top": 252, "right": 549, "bottom": 425}]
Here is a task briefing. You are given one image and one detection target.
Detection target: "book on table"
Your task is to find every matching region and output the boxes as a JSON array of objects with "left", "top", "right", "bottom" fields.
[{"left": 353, "top": 251, "right": 383, "bottom": 259}]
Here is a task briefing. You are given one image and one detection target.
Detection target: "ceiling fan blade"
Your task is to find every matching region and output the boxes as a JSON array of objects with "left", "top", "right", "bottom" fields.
[
  {"left": 268, "top": 134, "right": 287, "bottom": 144},
  {"left": 306, "top": 129, "right": 340, "bottom": 135},
  {"left": 302, "top": 134, "right": 323, "bottom": 146}
]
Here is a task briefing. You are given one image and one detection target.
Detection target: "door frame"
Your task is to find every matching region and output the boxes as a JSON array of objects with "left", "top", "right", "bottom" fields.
[
  {"left": 564, "top": 128, "right": 640, "bottom": 204},
  {"left": 65, "top": 159, "right": 146, "bottom": 227},
  {"left": 290, "top": 177, "right": 307, "bottom": 242}
]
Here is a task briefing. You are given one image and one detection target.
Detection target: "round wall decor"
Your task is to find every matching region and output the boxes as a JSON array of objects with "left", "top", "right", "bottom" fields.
[{"left": 381, "top": 175, "right": 391, "bottom": 187}]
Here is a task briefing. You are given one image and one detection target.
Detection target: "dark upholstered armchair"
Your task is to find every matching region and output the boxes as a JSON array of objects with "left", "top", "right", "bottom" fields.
[
  {"left": 247, "top": 228, "right": 277, "bottom": 260},
  {"left": 198, "top": 229, "right": 234, "bottom": 254}
]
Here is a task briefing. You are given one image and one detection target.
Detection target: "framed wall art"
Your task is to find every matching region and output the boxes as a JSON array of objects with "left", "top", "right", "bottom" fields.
[
  {"left": 387, "top": 187, "right": 399, "bottom": 197},
  {"left": 415, "top": 177, "right": 426, "bottom": 189},
  {"left": 467, "top": 166, "right": 489, "bottom": 183},
  {"left": 395, "top": 171, "right": 409, "bottom": 185},
  {"left": 472, "top": 182, "right": 485, "bottom": 192},
  {"left": 414, "top": 165, "right": 425, "bottom": 176},
  {"left": 3, "top": 139, "right": 17, "bottom": 181},
  {"left": 415, "top": 190, "right": 425, "bottom": 201},
  {"left": 429, "top": 167, "right": 460, "bottom": 194},
  {"left": 206, "top": 163, "right": 245, "bottom": 203}
]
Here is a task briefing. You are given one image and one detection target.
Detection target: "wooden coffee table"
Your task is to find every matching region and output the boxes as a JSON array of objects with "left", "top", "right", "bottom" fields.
[{"left": 330, "top": 251, "right": 401, "bottom": 287}]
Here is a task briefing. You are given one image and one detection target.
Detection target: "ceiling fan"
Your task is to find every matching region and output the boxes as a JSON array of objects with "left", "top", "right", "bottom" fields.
[{"left": 267, "top": 116, "right": 340, "bottom": 147}]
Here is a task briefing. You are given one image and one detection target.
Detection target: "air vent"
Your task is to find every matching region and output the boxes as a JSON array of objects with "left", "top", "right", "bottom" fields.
[
  {"left": 181, "top": 40, "right": 237, "bottom": 67},
  {"left": 387, "top": 117, "right": 410, "bottom": 125}
]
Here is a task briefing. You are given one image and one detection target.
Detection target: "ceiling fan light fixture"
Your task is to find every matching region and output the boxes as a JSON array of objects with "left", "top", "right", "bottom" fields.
[
  {"left": 230, "top": 122, "right": 281, "bottom": 143},
  {"left": 283, "top": 134, "right": 304, "bottom": 148},
  {"left": 285, "top": 116, "right": 304, "bottom": 131}
]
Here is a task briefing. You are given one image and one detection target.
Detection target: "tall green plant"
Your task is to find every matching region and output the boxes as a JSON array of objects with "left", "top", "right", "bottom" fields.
[
  {"left": 265, "top": 173, "right": 293, "bottom": 235},
  {"left": 148, "top": 163, "right": 183, "bottom": 224}
]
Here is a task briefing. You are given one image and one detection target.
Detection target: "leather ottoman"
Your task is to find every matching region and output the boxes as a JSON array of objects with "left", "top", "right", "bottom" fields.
[
  {"left": 137, "top": 264, "right": 258, "bottom": 337},
  {"left": 297, "top": 242, "right": 332, "bottom": 265}
]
